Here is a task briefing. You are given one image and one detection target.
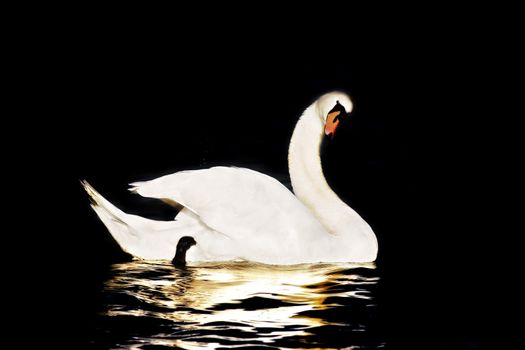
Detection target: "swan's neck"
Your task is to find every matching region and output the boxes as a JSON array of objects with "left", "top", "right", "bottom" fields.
[
  {"left": 288, "top": 106, "right": 343, "bottom": 233},
  {"left": 288, "top": 105, "right": 377, "bottom": 255},
  {"left": 172, "top": 247, "right": 188, "bottom": 267}
]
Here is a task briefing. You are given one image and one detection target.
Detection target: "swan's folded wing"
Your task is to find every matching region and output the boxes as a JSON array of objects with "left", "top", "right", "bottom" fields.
[{"left": 129, "top": 166, "right": 325, "bottom": 239}]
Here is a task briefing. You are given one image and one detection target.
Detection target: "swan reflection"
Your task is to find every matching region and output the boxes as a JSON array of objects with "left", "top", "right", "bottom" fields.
[{"left": 102, "top": 261, "right": 379, "bottom": 348}]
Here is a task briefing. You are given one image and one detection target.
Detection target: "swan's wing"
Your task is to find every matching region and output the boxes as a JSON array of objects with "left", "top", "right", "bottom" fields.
[{"left": 129, "top": 166, "right": 325, "bottom": 239}]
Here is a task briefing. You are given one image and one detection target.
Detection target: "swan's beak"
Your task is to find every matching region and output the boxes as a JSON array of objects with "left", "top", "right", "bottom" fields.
[{"left": 325, "top": 111, "right": 341, "bottom": 138}]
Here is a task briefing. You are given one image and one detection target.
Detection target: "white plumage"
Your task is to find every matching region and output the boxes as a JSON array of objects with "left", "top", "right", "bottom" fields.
[{"left": 83, "top": 92, "right": 378, "bottom": 264}]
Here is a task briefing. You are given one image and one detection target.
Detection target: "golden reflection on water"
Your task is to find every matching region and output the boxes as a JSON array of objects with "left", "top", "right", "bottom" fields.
[{"left": 103, "top": 261, "right": 377, "bottom": 349}]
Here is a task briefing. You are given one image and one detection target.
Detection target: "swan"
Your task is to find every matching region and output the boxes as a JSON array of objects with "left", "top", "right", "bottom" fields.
[
  {"left": 82, "top": 91, "right": 378, "bottom": 264},
  {"left": 171, "top": 236, "right": 197, "bottom": 267}
]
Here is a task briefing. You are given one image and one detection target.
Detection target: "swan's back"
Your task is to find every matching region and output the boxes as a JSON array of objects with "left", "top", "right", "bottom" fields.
[{"left": 131, "top": 166, "right": 328, "bottom": 244}]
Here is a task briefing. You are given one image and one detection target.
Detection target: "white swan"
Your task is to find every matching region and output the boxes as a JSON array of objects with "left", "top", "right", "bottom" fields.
[{"left": 83, "top": 92, "right": 378, "bottom": 264}]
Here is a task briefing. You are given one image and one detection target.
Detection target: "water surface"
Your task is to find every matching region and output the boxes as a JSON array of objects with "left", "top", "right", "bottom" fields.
[{"left": 89, "top": 261, "right": 385, "bottom": 349}]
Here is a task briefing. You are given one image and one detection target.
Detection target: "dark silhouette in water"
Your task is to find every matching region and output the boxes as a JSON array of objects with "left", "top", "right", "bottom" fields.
[{"left": 172, "top": 236, "right": 197, "bottom": 267}]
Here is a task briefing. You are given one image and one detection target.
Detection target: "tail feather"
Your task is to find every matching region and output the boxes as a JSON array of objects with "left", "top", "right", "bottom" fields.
[
  {"left": 81, "top": 180, "right": 142, "bottom": 255},
  {"left": 81, "top": 180, "right": 205, "bottom": 260},
  {"left": 82, "top": 180, "right": 127, "bottom": 221}
]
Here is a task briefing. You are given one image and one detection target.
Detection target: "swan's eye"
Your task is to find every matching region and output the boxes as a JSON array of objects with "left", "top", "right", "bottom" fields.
[
  {"left": 324, "top": 101, "right": 347, "bottom": 138},
  {"left": 328, "top": 101, "right": 345, "bottom": 114}
]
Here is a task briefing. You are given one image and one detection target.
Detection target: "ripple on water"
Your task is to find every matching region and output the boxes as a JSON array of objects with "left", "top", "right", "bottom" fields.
[{"left": 89, "top": 261, "right": 385, "bottom": 349}]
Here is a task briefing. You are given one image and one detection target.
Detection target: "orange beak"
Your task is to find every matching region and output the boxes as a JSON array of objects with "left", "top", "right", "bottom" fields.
[{"left": 325, "top": 111, "right": 341, "bottom": 138}]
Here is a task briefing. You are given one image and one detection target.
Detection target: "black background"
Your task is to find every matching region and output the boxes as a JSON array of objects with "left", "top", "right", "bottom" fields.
[{"left": 25, "top": 18, "right": 510, "bottom": 349}]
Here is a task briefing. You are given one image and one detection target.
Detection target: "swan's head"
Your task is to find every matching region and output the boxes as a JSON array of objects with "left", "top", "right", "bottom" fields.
[
  {"left": 177, "top": 236, "right": 197, "bottom": 251},
  {"left": 316, "top": 91, "right": 353, "bottom": 138}
]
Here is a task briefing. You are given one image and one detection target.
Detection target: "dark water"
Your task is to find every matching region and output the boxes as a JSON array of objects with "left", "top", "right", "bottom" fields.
[{"left": 88, "top": 261, "right": 385, "bottom": 349}]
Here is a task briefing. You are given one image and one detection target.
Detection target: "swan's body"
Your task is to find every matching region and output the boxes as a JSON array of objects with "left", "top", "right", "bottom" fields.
[{"left": 84, "top": 92, "right": 378, "bottom": 264}]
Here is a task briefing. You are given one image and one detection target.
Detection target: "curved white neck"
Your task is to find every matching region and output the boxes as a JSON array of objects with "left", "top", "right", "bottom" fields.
[
  {"left": 288, "top": 104, "right": 378, "bottom": 260},
  {"left": 288, "top": 105, "right": 345, "bottom": 232}
]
